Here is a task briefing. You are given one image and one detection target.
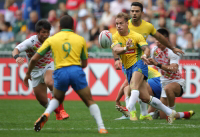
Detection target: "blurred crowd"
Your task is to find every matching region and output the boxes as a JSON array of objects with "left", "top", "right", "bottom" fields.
[{"left": 0, "top": 0, "right": 200, "bottom": 53}]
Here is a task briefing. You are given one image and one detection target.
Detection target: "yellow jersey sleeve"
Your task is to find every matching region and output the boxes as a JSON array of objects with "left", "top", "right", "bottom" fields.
[
  {"left": 80, "top": 39, "right": 88, "bottom": 60},
  {"left": 150, "top": 24, "right": 157, "bottom": 36},
  {"left": 136, "top": 34, "right": 148, "bottom": 47},
  {"left": 111, "top": 34, "right": 121, "bottom": 48},
  {"left": 37, "top": 39, "right": 51, "bottom": 56}
]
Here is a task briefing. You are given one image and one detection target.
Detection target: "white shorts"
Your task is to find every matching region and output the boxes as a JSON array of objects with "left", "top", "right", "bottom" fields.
[
  {"left": 31, "top": 62, "right": 54, "bottom": 87},
  {"left": 161, "top": 79, "right": 185, "bottom": 98}
]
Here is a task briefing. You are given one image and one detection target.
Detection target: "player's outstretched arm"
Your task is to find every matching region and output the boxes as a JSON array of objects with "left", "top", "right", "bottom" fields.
[
  {"left": 148, "top": 58, "right": 178, "bottom": 73},
  {"left": 12, "top": 48, "right": 24, "bottom": 65},
  {"left": 24, "top": 53, "right": 43, "bottom": 87},
  {"left": 153, "top": 32, "right": 184, "bottom": 55}
]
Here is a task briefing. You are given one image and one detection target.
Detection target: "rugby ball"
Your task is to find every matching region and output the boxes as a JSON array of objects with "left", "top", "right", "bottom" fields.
[{"left": 99, "top": 30, "right": 112, "bottom": 49}]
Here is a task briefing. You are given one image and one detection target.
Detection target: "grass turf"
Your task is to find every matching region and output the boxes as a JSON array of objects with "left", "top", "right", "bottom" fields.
[{"left": 0, "top": 100, "right": 199, "bottom": 137}]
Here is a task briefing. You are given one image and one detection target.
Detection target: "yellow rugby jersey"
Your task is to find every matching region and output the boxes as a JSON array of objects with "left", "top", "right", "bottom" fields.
[
  {"left": 37, "top": 29, "right": 88, "bottom": 70},
  {"left": 148, "top": 66, "right": 161, "bottom": 79},
  {"left": 128, "top": 19, "right": 157, "bottom": 40},
  {"left": 111, "top": 30, "right": 148, "bottom": 69}
]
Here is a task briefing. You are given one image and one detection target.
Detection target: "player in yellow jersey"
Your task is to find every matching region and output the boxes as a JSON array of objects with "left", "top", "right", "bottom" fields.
[
  {"left": 113, "top": 2, "right": 183, "bottom": 121},
  {"left": 112, "top": 12, "right": 176, "bottom": 123},
  {"left": 24, "top": 15, "right": 108, "bottom": 134}
]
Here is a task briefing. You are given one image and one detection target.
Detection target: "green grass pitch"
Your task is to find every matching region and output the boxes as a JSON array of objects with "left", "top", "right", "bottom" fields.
[{"left": 0, "top": 100, "right": 199, "bottom": 137}]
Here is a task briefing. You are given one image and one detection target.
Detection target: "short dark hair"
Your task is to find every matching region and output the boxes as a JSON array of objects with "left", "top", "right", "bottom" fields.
[
  {"left": 157, "top": 28, "right": 169, "bottom": 38},
  {"left": 131, "top": 2, "right": 143, "bottom": 12},
  {"left": 35, "top": 19, "right": 51, "bottom": 33},
  {"left": 116, "top": 12, "right": 129, "bottom": 22},
  {"left": 60, "top": 15, "right": 74, "bottom": 29}
]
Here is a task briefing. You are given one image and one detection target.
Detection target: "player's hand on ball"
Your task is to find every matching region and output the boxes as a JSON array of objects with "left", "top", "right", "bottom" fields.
[
  {"left": 114, "top": 60, "right": 122, "bottom": 70},
  {"left": 24, "top": 73, "right": 32, "bottom": 87}
]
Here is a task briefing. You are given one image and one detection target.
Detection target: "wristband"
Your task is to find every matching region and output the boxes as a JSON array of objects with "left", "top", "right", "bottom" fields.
[
  {"left": 124, "top": 47, "right": 127, "bottom": 51},
  {"left": 14, "top": 54, "right": 19, "bottom": 59},
  {"left": 143, "top": 54, "right": 147, "bottom": 57},
  {"left": 114, "top": 58, "right": 120, "bottom": 61},
  {"left": 157, "top": 63, "right": 162, "bottom": 68}
]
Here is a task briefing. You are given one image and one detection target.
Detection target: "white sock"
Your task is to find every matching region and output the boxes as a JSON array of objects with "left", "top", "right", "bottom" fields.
[
  {"left": 138, "top": 99, "right": 148, "bottom": 116},
  {"left": 149, "top": 96, "right": 172, "bottom": 116},
  {"left": 89, "top": 104, "right": 105, "bottom": 131},
  {"left": 127, "top": 90, "right": 139, "bottom": 112},
  {"left": 45, "top": 98, "right": 51, "bottom": 108},
  {"left": 125, "top": 97, "right": 129, "bottom": 108},
  {"left": 44, "top": 98, "right": 59, "bottom": 114},
  {"left": 178, "top": 112, "right": 184, "bottom": 118}
]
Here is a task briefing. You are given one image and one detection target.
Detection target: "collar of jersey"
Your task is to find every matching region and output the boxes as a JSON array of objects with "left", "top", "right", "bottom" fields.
[{"left": 61, "top": 29, "right": 73, "bottom": 32}]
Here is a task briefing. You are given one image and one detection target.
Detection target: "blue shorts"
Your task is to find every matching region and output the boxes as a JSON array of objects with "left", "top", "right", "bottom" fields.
[
  {"left": 53, "top": 65, "right": 88, "bottom": 92},
  {"left": 148, "top": 77, "right": 162, "bottom": 99},
  {"left": 126, "top": 60, "right": 148, "bottom": 84},
  {"left": 122, "top": 64, "right": 126, "bottom": 75}
]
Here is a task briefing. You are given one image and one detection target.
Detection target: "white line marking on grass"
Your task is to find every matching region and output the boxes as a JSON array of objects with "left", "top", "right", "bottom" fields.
[{"left": 0, "top": 124, "right": 200, "bottom": 131}]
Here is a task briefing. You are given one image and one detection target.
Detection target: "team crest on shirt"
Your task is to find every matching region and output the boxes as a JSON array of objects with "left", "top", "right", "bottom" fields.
[{"left": 143, "top": 33, "right": 148, "bottom": 38}]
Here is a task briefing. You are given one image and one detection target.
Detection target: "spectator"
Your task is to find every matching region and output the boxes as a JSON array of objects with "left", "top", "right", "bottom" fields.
[
  {"left": 12, "top": 10, "right": 26, "bottom": 35},
  {"left": 66, "top": 0, "right": 86, "bottom": 17},
  {"left": 56, "top": 2, "right": 67, "bottom": 18},
  {"left": 76, "top": 9, "right": 93, "bottom": 34},
  {"left": 185, "top": 9, "right": 193, "bottom": 26},
  {"left": 4, "top": 0, "right": 18, "bottom": 25},
  {"left": 23, "top": 0, "right": 40, "bottom": 20},
  {"left": 158, "top": 17, "right": 166, "bottom": 28},
  {"left": 0, "top": 13, "right": 5, "bottom": 32},
  {"left": 0, "top": 22, "right": 14, "bottom": 44},
  {"left": 184, "top": 0, "right": 200, "bottom": 16},
  {"left": 185, "top": 32, "right": 194, "bottom": 51},
  {"left": 109, "top": 16, "right": 117, "bottom": 35},
  {"left": 89, "top": 17, "right": 100, "bottom": 48},
  {"left": 153, "top": 0, "right": 166, "bottom": 18},
  {"left": 100, "top": 2, "right": 113, "bottom": 27},
  {"left": 176, "top": 24, "right": 190, "bottom": 49},
  {"left": 91, "top": 0, "right": 104, "bottom": 20},
  {"left": 48, "top": 10, "right": 58, "bottom": 36},
  {"left": 110, "top": 0, "right": 131, "bottom": 16},
  {"left": 27, "top": 11, "right": 38, "bottom": 34},
  {"left": 169, "top": 33, "right": 181, "bottom": 49},
  {"left": 166, "top": 0, "right": 178, "bottom": 20},
  {"left": 78, "top": 21, "right": 89, "bottom": 42},
  {"left": 190, "top": 16, "right": 200, "bottom": 49},
  {"left": 174, "top": 1, "right": 187, "bottom": 27}
]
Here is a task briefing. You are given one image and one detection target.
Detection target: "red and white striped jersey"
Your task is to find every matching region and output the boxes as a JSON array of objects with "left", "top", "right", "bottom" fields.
[
  {"left": 16, "top": 35, "right": 51, "bottom": 69},
  {"left": 151, "top": 46, "right": 182, "bottom": 82}
]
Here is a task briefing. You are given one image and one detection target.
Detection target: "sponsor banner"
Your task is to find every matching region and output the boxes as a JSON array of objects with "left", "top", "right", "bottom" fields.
[{"left": 0, "top": 58, "right": 200, "bottom": 103}]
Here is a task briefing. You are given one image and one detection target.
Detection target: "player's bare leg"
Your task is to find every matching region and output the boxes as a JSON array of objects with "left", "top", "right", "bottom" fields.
[
  {"left": 34, "top": 87, "right": 65, "bottom": 132},
  {"left": 76, "top": 86, "right": 108, "bottom": 134},
  {"left": 44, "top": 70, "right": 69, "bottom": 120},
  {"left": 138, "top": 80, "right": 176, "bottom": 124},
  {"left": 33, "top": 83, "right": 48, "bottom": 107}
]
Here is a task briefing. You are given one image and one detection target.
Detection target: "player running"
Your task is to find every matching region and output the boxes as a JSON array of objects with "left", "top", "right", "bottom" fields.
[
  {"left": 12, "top": 20, "right": 69, "bottom": 120},
  {"left": 24, "top": 15, "right": 108, "bottom": 134},
  {"left": 113, "top": 2, "right": 184, "bottom": 120},
  {"left": 112, "top": 12, "right": 176, "bottom": 124},
  {"left": 148, "top": 28, "right": 195, "bottom": 119}
]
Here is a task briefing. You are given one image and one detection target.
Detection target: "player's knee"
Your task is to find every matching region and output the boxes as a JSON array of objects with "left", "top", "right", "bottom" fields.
[
  {"left": 164, "top": 87, "right": 173, "bottom": 97},
  {"left": 129, "top": 83, "right": 139, "bottom": 90},
  {"left": 45, "top": 80, "right": 54, "bottom": 90},
  {"left": 140, "top": 97, "right": 149, "bottom": 103}
]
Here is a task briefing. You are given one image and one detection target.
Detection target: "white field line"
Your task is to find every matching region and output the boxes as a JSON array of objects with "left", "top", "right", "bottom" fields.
[{"left": 0, "top": 124, "right": 200, "bottom": 131}]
